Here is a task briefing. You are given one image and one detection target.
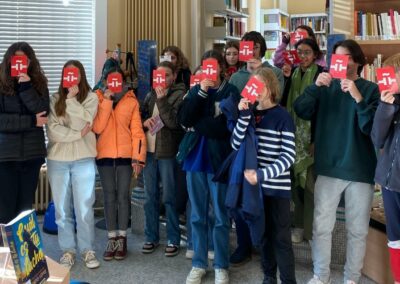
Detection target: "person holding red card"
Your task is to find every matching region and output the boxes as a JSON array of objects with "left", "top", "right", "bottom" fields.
[
  {"left": 46, "top": 60, "right": 100, "bottom": 269},
  {"left": 93, "top": 67, "right": 146, "bottom": 261},
  {"left": 0, "top": 42, "right": 49, "bottom": 225},
  {"left": 371, "top": 53, "right": 400, "bottom": 284},
  {"left": 161, "top": 46, "right": 192, "bottom": 91},
  {"left": 178, "top": 50, "right": 240, "bottom": 284},
  {"left": 223, "top": 40, "right": 242, "bottom": 80},
  {"left": 294, "top": 39, "right": 380, "bottom": 284},
  {"left": 140, "top": 61, "right": 186, "bottom": 257}
]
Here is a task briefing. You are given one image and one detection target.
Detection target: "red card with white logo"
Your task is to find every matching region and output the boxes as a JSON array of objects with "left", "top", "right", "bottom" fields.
[
  {"left": 107, "top": 72, "right": 123, "bottom": 93},
  {"left": 290, "top": 31, "right": 307, "bottom": 46},
  {"left": 376, "top": 66, "right": 398, "bottom": 92},
  {"left": 239, "top": 41, "right": 254, "bottom": 62},
  {"left": 11, "top": 55, "right": 28, "bottom": 77},
  {"left": 202, "top": 58, "right": 218, "bottom": 81},
  {"left": 62, "top": 67, "right": 79, "bottom": 88},
  {"left": 152, "top": 69, "right": 166, "bottom": 89},
  {"left": 283, "top": 50, "right": 301, "bottom": 65},
  {"left": 190, "top": 74, "right": 203, "bottom": 88},
  {"left": 329, "top": 54, "right": 349, "bottom": 79},
  {"left": 241, "top": 76, "right": 264, "bottom": 104}
]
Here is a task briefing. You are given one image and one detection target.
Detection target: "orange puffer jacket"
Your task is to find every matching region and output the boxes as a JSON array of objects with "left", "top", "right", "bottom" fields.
[{"left": 93, "top": 89, "right": 146, "bottom": 164}]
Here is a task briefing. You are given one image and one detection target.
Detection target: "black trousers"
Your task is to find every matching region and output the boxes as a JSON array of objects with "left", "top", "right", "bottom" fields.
[
  {"left": 0, "top": 158, "right": 44, "bottom": 223},
  {"left": 261, "top": 195, "right": 296, "bottom": 284}
]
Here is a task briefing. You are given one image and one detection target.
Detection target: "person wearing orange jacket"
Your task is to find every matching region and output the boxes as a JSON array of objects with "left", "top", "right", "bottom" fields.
[{"left": 93, "top": 67, "right": 146, "bottom": 261}]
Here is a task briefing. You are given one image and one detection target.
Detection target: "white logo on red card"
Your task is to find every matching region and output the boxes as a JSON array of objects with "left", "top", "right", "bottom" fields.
[
  {"left": 107, "top": 72, "right": 123, "bottom": 93},
  {"left": 241, "top": 76, "right": 264, "bottom": 103},
  {"left": 239, "top": 41, "right": 254, "bottom": 62},
  {"left": 329, "top": 54, "right": 349, "bottom": 79},
  {"left": 11, "top": 55, "right": 28, "bottom": 77},
  {"left": 62, "top": 67, "right": 79, "bottom": 88},
  {"left": 152, "top": 69, "right": 166, "bottom": 89},
  {"left": 376, "top": 66, "right": 398, "bottom": 92},
  {"left": 290, "top": 31, "right": 307, "bottom": 46},
  {"left": 190, "top": 74, "right": 202, "bottom": 88},
  {"left": 283, "top": 50, "right": 301, "bottom": 65},
  {"left": 202, "top": 58, "right": 218, "bottom": 81}
]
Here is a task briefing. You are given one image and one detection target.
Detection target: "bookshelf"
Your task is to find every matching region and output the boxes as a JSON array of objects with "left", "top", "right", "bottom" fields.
[
  {"left": 260, "top": 9, "right": 289, "bottom": 50},
  {"left": 290, "top": 13, "right": 328, "bottom": 51}
]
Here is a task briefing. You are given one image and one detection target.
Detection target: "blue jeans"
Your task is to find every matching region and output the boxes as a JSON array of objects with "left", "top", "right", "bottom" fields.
[
  {"left": 143, "top": 153, "right": 180, "bottom": 245},
  {"left": 312, "top": 175, "right": 373, "bottom": 283},
  {"left": 187, "top": 171, "right": 229, "bottom": 269},
  {"left": 47, "top": 158, "right": 96, "bottom": 254},
  {"left": 186, "top": 200, "right": 214, "bottom": 251}
]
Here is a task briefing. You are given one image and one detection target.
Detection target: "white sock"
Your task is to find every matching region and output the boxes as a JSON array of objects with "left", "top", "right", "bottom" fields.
[
  {"left": 118, "top": 230, "right": 127, "bottom": 237},
  {"left": 108, "top": 231, "right": 117, "bottom": 238}
]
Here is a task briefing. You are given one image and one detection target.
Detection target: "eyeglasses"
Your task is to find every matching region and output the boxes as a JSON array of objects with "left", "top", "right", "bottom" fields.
[{"left": 296, "top": 49, "right": 313, "bottom": 57}]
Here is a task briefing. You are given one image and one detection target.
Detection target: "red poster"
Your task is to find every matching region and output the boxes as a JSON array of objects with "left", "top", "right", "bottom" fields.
[
  {"left": 62, "top": 67, "right": 79, "bottom": 88},
  {"left": 107, "top": 72, "right": 123, "bottom": 93},
  {"left": 283, "top": 50, "right": 301, "bottom": 65},
  {"left": 11, "top": 55, "right": 28, "bottom": 77},
  {"left": 152, "top": 69, "right": 166, "bottom": 89},
  {"left": 202, "top": 58, "right": 218, "bottom": 81},
  {"left": 329, "top": 54, "right": 349, "bottom": 79},
  {"left": 376, "top": 66, "right": 398, "bottom": 92},
  {"left": 290, "top": 31, "right": 307, "bottom": 46},
  {"left": 241, "top": 76, "right": 264, "bottom": 103},
  {"left": 190, "top": 74, "right": 202, "bottom": 88},
  {"left": 239, "top": 41, "right": 254, "bottom": 62}
]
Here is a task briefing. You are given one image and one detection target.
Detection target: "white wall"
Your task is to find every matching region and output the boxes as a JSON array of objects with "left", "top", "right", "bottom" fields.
[{"left": 95, "top": 0, "right": 107, "bottom": 84}]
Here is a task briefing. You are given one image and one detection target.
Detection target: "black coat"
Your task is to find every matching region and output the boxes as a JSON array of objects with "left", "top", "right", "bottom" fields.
[{"left": 0, "top": 82, "right": 49, "bottom": 161}]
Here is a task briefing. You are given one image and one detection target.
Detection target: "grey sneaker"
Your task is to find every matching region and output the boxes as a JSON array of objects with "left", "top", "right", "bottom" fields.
[
  {"left": 186, "top": 267, "right": 206, "bottom": 284},
  {"left": 215, "top": 268, "right": 229, "bottom": 284},
  {"left": 307, "top": 275, "right": 331, "bottom": 284},
  {"left": 82, "top": 250, "right": 100, "bottom": 269},
  {"left": 59, "top": 251, "right": 75, "bottom": 269}
]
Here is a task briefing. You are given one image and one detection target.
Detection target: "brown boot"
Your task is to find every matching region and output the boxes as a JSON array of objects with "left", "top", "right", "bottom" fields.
[
  {"left": 114, "top": 236, "right": 127, "bottom": 260},
  {"left": 103, "top": 237, "right": 117, "bottom": 261}
]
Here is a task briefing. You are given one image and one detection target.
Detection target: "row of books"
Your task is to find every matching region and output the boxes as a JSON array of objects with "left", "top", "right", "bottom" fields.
[
  {"left": 224, "top": 0, "right": 241, "bottom": 12},
  {"left": 290, "top": 16, "right": 327, "bottom": 33},
  {"left": 361, "top": 54, "right": 383, "bottom": 82},
  {"left": 354, "top": 9, "right": 400, "bottom": 40},
  {"left": 214, "top": 16, "right": 246, "bottom": 38},
  {"left": 263, "top": 14, "right": 289, "bottom": 30}
]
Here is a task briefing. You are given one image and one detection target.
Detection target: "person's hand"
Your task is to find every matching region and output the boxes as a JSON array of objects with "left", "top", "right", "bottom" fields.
[
  {"left": 81, "top": 122, "right": 92, "bottom": 137},
  {"left": 244, "top": 169, "right": 258, "bottom": 185},
  {"left": 282, "top": 63, "right": 292, "bottom": 78},
  {"left": 132, "top": 162, "right": 144, "bottom": 178},
  {"left": 35, "top": 111, "right": 47, "bottom": 127},
  {"left": 103, "top": 89, "right": 114, "bottom": 100},
  {"left": 341, "top": 79, "right": 363, "bottom": 103},
  {"left": 18, "top": 73, "right": 31, "bottom": 83},
  {"left": 155, "top": 86, "right": 167, "bottom": 99},
  {"left": 238, "top": 98, "right": 250, "bottom": 111},
  {"left": 143, "top": 117, "right": 155, "bottom": 129},
  {"left": 380, "top": 89, "right": 396, "bottom": 104},
  {"left": 315, "top": 72, "right": 332, "bottom": 87},
  {"left": 282, "top": 32, "right": 290, "bottom": 45},
  {"left": 200, "top": 78, "right": 215, "bottom": 92},
  {"left": 67, "top": 85, "right": 79, "bottom": 98}
]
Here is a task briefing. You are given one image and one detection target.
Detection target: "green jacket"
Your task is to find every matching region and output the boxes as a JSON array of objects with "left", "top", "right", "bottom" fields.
[{"left": 294, "top": 78, "right": 379, "bottom": 184}]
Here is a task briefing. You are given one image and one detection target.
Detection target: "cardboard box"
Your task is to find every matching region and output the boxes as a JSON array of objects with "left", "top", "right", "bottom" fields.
[{"left": 0, "top": 248, "right": 70, "bottom": 284}]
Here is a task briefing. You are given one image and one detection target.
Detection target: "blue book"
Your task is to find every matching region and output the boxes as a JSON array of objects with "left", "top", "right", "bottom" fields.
[{"left": 0, "top": 210, "right": 49, "bottom": 284}]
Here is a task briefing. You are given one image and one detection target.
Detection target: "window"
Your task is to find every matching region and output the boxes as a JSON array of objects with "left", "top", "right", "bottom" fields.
[{"left": 0, "top": 0, "right": 95, "bottom": 94}]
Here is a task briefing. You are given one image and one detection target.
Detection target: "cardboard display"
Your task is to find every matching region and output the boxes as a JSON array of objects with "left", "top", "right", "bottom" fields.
[
  {"left": 290, "top": 31, "right": 308, "bottom": 46},
  {"left": 189, "top": 74, "right": 202, "bottom": 88},
  {"left": 202, "top": 58, "right": 218, "bottom": 81},
  {"left": 152, "top": 69, "right": 166, "bottom": 89},
  {"left": 239, "top": 41, "right": 254, "bottom": 62},
  {"left": 241, "top": 76, "right": 264, "bottom": 103},
  {"left": 329, "top": 54, "right": 349, "bottom": 79},
  {"left": 62, "top": 67, "right": 79, "bottom": 88},
  {"left": 376, "top": 66, "right": 398, "bottom": 92},
  {"left": 107, "top": 72, "right": 123, "bottom": 93},
  {"left": 283, "top": 50, "right": 301, "bottom": 65},
  {"left": 10, "top": 56, "right": 28, "bottom": 77}
]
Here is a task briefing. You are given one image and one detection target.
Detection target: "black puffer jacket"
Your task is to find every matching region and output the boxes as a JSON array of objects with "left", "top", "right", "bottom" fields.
[{"left": 0, "top": 82, "right": 49, "bottom": 161}]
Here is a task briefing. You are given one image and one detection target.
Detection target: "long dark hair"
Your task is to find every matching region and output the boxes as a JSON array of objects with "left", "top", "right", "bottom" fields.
[
  {"left": 0, "top": 41, "right": 47, "bottom": 96},
  {"left": 333, "top": 39, "right": 366, "bottom": 75},
  {"left": 295, "top": 38, "right": 323, "bottom": 61},
  {"left": 296, "top": 25, "right": 317, "bottom": 42},
  {"left": 55, "top": 60, "right": 91, "bottom": 117}
]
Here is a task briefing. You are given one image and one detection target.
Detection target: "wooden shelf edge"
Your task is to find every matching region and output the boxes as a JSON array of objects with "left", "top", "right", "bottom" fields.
[{"left": 356, "top": 39, "right": 400, "bottom": 45}]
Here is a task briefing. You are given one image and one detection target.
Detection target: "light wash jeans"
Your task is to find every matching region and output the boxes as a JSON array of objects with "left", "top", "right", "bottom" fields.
[
  {"left": 143, "top": 153, "right": 180, "bottom": 245},
  {"left": 47, "top": 158, "right": 96, "bottom": 254},
  {"left": 312, "top": 175, "right": 373, "bottom": 283},
  {"left": 187, "top": 171, "right": 229, "bottom": 269}
]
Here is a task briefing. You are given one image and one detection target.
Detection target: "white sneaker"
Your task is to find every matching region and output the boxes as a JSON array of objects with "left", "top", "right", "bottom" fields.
[
  {"left": 82, "top": 250, "right": 100, "bottom": 269},
  {"left": 186, "top": 249, "right": 194, "bottom": 259},
  {"left": 307, "top": 275, "right": 331, "bottom": 284},
  {"left": 346, "top": 281, "right": 356, "bottom": 284},
  {"left": 291, "top": 228, "right": 304, "bottom": 243},
  {"left": 215, "top": 268, "right": 229, "bottom": 284},
  {"left": 208, "top": 250, "right": 214, "bottom": 260},
  {"left": 186, "top": 267, "right": 206, "bottom": 284},
  {"left": 59, "top": 251, "right": 75, "bottom": 269}
]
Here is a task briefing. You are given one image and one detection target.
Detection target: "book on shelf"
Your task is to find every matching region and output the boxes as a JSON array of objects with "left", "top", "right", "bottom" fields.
[
  {"left": 213, "top": 17, "right": 226, "bottom": 27},
  {"left": 290, "top": 16, "right": 327, "bottom": 33},
  {"left": 0, "top": 209, "right": 49, "bottom": 284},
  {"left": 361, "top": 54, "right": 383, "bottom": 83},
  {"left": 354, "top": 8, "right": 400, "bottom": 40}
]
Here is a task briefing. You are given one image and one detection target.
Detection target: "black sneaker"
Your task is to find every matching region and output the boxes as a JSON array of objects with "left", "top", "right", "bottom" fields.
[{"left": 229, "top": 247, "right": 251, "bottom": 266}]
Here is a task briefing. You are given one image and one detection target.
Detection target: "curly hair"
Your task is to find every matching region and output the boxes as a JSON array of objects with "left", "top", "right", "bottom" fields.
[
  {"left": 161, "top": 45, "right": 190, "bottom": 70},
  {"left": 0, "top": 42, "right": 47, "bottom": 96}
]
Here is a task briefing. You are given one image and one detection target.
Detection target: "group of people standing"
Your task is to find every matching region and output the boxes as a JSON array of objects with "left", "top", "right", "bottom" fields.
[{"left": 0, "top": 24, "right": 399, "bottom": 284}]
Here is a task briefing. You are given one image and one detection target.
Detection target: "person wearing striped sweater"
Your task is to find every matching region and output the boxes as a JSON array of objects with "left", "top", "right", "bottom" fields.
[{"left": 234, "top": 67, "right": 297, "bottom": 284}]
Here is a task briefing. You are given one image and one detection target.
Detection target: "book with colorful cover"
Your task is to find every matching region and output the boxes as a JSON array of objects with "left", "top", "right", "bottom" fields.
[{"left": 0, "top": 209, "right": 49, "bottom": 284}]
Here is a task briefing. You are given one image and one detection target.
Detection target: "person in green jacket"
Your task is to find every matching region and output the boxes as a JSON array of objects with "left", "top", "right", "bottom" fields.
[{"left": 294, "top": 39, "right": 379, "bottom": 284}]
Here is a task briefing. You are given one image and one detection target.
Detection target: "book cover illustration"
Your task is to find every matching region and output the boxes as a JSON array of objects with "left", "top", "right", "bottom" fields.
[{"left": 1, "top": 209, "right": 49, "bottom": 284}]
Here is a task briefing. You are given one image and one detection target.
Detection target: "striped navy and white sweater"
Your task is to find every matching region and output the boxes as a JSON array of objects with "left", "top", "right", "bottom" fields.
[{"left": 232, "top": 105, "right": 296, "bottom": 198}]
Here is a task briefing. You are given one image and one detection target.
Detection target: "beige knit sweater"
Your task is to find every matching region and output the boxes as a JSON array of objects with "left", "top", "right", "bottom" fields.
[{"left": 46, "top": 92, "right": 98, "bottom": 161}]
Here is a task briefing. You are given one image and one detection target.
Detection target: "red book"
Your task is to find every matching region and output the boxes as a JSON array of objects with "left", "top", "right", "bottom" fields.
[
  {"left": 283, "top": 50, "right": 301, "bottom": 65},
  {"left": 152, "top": 69, "right": 166, "bottom": 89},
  {"left": 290, "top": 31, "right": 307, "bottom": 46},
  {"left": 202, "top": 58, "right": 218, "bottom": 81},
  {"left": 329, "top": 54, "right": 349, "bottom": 79},
  {"left": 62, "top": 67, "right": 79, "bottom": 88},
  {"left": 11, "top": 55, "right": 28, "bottom": 77},
  {"left": 241, "top": 76, "right": 264, "bottom": 103},
  {"left": 376, "top": 66, "right": 398, "bottom": 92},
  {"left": 239, "top": 41, "right": 254, "bottom": 62},
  {"left": 107, "top": 72, "right": 123, "bottom": 93},
  {"left": 190, "top": 74, "right": 202, "bottom": 88}
]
